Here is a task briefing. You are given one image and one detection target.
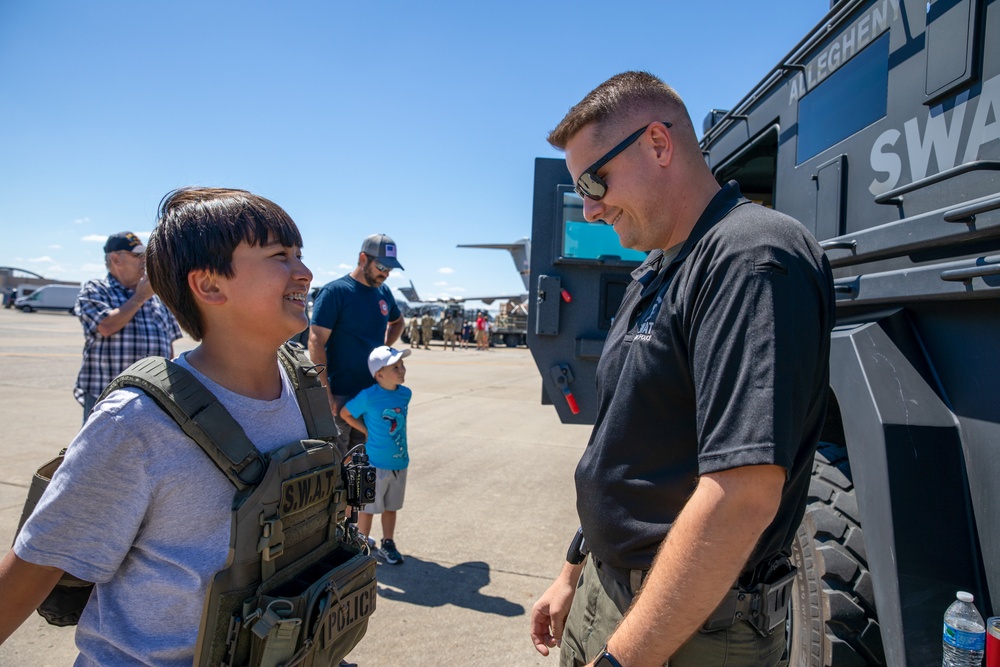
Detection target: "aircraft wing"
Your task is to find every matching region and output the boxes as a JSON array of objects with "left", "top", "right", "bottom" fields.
[
  {"left": 395, "top": 280, "right": 525, "bottom": 307},
  {"left": 470, "top": 293, "right": 527, "bottom": 305},
  {"left": 399, "top": 280, "right": 421, "bottom": 302}
]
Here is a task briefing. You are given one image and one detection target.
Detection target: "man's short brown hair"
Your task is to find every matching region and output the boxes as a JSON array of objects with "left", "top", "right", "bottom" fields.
[
  {"left": 146, "top": 187, "right": 302, "bottom": 341},
  {"left": 548, "top": 71, "right": 688, "bottom": 149}
]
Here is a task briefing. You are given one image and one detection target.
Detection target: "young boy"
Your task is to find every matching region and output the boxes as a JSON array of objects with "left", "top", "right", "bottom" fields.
[
  {"left": 341, "top": 345, "right": 412, "bottom": 565},
  {"left": 0, "top": 187, "right": 314, "bottom": 664}
]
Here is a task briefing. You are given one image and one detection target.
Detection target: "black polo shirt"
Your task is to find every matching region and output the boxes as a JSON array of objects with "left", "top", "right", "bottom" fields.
[{"left": 575, "top": 181, "right": 835, "bottom": 572}]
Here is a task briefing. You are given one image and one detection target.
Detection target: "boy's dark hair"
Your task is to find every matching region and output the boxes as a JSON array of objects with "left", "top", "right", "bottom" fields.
[{"left": 146, "top": 187, "right": 303, "bottom": 341}]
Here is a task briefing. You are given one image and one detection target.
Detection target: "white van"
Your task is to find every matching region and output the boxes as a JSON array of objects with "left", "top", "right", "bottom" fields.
[{"left": 15, "top": 285, "right": 81, "bottom": 313}]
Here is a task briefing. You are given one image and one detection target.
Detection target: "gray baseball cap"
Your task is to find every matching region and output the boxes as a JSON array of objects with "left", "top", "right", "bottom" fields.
[{"left": 361, "top": 233, "right": 403, "bottom": 270}]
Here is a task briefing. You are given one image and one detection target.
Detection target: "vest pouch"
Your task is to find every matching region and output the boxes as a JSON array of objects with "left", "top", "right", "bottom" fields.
[
  {"left": 247, "top": 599, "right": 302, "bottom": 667},
  {"left": 239, "top": 543, "right": 376, "bottom": 667},
  {"left": 223, "top": 542, "right": 377, "bottom": 667},
  {"left": 14, "top": 451, "right": 95, "bottom": 626}
]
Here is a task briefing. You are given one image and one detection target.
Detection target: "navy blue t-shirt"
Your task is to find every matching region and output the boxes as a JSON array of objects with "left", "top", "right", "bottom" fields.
[{"left": 311, "top": 275, "right": 401, "bottom": 398}]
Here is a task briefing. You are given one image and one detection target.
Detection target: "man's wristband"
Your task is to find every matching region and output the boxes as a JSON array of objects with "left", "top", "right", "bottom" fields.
[
  {"left": 566, "top": 527, "right": 586, "bottom": 565},
  {"left": 594, "top": 645, "right": 624, "bottom": 667}
]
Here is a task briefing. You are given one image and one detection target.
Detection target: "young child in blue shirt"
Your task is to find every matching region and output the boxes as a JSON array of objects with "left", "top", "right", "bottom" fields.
[{"left": 341, "top": 345, "right": 412, "bottom": 565}]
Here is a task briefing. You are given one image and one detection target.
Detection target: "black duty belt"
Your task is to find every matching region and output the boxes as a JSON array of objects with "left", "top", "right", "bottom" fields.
[{"left": 592, "top": 552, "right": 797, "bottom": 637}]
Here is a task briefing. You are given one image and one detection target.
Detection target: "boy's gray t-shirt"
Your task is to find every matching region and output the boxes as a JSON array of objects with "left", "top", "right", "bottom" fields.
[{"left": 15, "top": 353, "right": 308, "bottom": 667}]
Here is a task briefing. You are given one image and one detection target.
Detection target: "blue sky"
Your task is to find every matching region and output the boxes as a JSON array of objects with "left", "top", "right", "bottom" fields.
[{"left": 0, "top": 0, "right": 828, "bottom": 309}]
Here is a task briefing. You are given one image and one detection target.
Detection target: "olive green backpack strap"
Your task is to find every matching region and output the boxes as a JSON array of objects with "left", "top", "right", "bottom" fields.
[
  {"left": 100, "top": 357, "right": 265, "bottom": 492},
  {"left": 277, "top": 342, "right": 339, "bottom": 442}
]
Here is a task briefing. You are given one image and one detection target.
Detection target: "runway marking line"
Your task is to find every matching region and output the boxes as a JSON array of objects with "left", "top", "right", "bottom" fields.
[{"left": 0, "top": 352, "right": 79, "bottom": 358}]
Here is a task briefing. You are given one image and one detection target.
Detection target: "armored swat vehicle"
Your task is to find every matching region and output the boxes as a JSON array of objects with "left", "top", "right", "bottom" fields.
[{"left": 528, "top": 0, "right": 999, "bottom": 664}]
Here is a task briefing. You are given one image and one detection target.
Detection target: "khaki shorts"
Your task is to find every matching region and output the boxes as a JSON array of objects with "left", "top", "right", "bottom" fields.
[{"left": 367, "top": 468, "right": 407, "bottom": 513}]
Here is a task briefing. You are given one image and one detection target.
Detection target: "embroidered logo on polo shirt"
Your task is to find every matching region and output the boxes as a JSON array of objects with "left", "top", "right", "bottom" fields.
[
  {"left": 379, "top": 299, "right": 389, "bottom": 316},
  {"left": 633, "top": 294, "right": 664, "bottom": 343}
]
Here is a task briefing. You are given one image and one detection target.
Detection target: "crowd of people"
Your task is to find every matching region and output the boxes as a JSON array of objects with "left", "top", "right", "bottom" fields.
[{"left": 403, "top": 308, "right": 496, "bottom": 351}]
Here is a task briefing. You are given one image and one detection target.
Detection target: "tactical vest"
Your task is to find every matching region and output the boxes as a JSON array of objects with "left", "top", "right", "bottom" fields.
[{"left": 17, "top": 342, "right": 376, "bottom": 667}]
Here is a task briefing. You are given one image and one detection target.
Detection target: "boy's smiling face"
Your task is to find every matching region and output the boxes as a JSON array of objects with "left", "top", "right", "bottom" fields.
[{"left": 214, "top": 237, "right": 312, "bottom": 343}]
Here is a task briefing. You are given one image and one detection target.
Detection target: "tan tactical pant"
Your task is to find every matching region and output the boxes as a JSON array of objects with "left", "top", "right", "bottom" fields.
[{"left": 559, "top": 558, "right": 786, "bottom": 667}]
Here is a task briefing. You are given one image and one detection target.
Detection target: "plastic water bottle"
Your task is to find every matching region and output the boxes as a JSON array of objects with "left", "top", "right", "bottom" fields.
[{"left": 943, "top": 591, "right": 986, "bottom": 666}]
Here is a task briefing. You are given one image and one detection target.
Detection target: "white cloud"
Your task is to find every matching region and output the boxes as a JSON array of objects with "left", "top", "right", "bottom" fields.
[
  {"left": 28, "top": 256, "right": 55, "bottom": 263},
  {"left": 74, "top": 217, "right": 91, "bottom": 225},
  {"left": 49, "top": 244, "right": 62, "bottom": 249},
  {"left": 445, "top": 286, "right": 467, "bottom": 293},
  {"left": 82, "top": 234, "right": 106, "bottom": 243},
  {"left": 337, "top": 263, "right": 352, "bottom": 270},
  {"left": 434, "top": 281, "right": 448, "bottom": 286},
  {"left": 81, "top": 263, "right": 106, "bottom": 274},
  {"left": 385, "top": 272, "right": 408, "bottom": 283},
  {"left": 437, "top": 267, "right": 454, "bottom": 274},
  {"left": 136, "top": 231, "right": 151, "bottom": 243}
]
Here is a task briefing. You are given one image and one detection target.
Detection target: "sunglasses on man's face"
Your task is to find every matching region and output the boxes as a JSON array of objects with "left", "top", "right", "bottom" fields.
[
  {"left": 574, "top": 121, "right": 672, "bottom": 201},
  {"left": 366, "top": 255, "right": 391, "bottom": 273}
]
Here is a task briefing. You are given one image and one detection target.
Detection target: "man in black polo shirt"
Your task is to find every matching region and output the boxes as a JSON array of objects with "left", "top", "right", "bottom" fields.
[{"left": 529, "top": 72, "right": 834, "bottom": 666}]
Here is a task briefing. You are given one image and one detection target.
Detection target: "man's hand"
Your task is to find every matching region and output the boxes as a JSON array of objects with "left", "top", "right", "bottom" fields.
[
  {"left": 94, "top": 273, "right": 157, "bottom": 337},
  {"left": 530, "top": 561, "right": 583, "bottom": 656},
  {"left": 133, "top": 273, "right": 154, "bottom": 302}
]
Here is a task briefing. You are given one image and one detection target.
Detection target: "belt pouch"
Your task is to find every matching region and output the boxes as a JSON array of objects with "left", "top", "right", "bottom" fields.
[
  {"left": 700, "top": 562, "right": 798, "bottom": 636},
  {"left": 748, "top": 565, "right": 796, "bottom": 636}
]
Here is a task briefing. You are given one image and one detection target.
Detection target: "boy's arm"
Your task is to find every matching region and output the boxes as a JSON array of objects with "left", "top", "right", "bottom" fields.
[
  {"left": 0, "top": 550, "right": 64, "bottom": 644},
  {"left": 339, "top": 406, "right": 368, "bottom": 438}
]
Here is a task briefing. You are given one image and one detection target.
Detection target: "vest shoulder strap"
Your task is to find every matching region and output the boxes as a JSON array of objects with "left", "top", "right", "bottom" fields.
[
  {"left": 277, "top": 342, "right": 339, "bottom": 442},
  {"left": 99, "top": 357, "right": 265, "bottom": 491}
]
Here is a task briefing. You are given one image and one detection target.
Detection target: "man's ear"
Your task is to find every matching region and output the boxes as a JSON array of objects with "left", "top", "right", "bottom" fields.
[
  {"left": 187, "top": 269, "right": 227, "bottom": 306},
  {"left": 649, "top": 121, "right": 673, "bottom": 167}
]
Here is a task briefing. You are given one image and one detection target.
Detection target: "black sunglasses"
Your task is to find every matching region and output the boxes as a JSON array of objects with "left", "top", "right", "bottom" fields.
[
  {"left": 574, "top": 121, "right": 672, "bottom": 201},
  {"left": 365, "top": 254, "right": 391, "bottom": 272}
]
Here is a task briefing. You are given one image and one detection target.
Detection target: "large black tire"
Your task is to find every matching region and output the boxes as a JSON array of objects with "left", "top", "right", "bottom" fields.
[
  {"left": 20, "top": 305, "right": 33, "bottom": 313},
  {"left": 787, "top": 443, "right": 886, "bottom": 666}
]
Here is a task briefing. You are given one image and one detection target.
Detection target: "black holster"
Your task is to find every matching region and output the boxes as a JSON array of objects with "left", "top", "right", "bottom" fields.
[{"left": 701, "top": 555, "right": 796, "bottom": 636}]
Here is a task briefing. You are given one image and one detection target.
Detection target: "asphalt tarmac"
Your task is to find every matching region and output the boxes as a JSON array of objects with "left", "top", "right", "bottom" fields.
[{"left": 0, "top": 307, "right": 591, "bottom": 666}]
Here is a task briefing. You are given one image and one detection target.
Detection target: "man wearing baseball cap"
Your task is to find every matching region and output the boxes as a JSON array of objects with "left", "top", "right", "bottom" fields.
[
  {"left": 308, "top": 234, "right": 405, "bottom": 456},
  {"left": 73, "top": 232, "right": 183, "bottom": 422}
]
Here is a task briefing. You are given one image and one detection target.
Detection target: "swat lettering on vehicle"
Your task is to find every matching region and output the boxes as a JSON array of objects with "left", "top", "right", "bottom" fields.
[
  {"left": 280, "top": 466, "right": 339, "bottom": 516},
  {"left": 316, "top": 579, "right": 377, "bottom": 647},
  {"left": 870, "top": 72, "right": 1000, "bottom": 194}
]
